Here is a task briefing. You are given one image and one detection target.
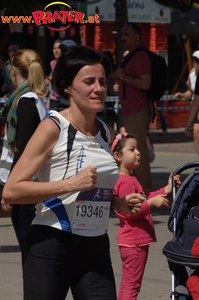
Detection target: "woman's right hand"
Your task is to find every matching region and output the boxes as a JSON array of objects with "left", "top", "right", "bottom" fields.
[
  {"left": 1, "top": 198, "right": 12, "bottom": 212},
  {"left": 72, "top": 166, "right": 97, "bottom": 192}
]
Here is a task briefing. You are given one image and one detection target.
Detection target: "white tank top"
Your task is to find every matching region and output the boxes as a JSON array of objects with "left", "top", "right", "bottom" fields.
[
  {"left": 0, "top": 92, "right": 47, "bottom": 184},
  {"left": 33, "top": 110, "right": 119, "bottom": 237},
  {"left": 190, "top": 70, "right": 197, "bottom": 99}
]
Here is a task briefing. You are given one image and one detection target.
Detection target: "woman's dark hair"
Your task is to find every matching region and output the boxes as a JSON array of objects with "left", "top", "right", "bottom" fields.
[{"left": 54, "top": 45, "right": 102, "bottom": 100}]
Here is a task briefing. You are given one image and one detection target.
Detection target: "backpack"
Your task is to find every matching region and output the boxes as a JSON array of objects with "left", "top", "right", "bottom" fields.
[{"left": 121, "top": 47, "right": 168, "bottom": 121}]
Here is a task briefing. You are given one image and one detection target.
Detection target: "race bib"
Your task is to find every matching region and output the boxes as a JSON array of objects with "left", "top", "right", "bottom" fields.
[{"left": 72, "top": 188, "right": 113, "bottom": 230}]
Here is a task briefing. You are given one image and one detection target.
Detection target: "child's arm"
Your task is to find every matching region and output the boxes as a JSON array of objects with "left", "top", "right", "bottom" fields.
[
  {"left": 147, "top": 194, "right": 171, "bottom": 210},
  {"left": 164, "top": 173, "right": 181, "bottom": 195},
  {"left": 114, "top": 181, "right": 151, "bottom": 220},
  {"left": 146, "top": 173, "right": 181, "bottom": 199}
]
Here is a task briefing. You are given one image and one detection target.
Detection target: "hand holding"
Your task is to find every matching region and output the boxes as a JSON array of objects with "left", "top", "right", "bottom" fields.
[
  {"left": 173, "top": 174, "right": 181, "bottom": 189},
  {"left": 166, "top": 173, "right": 181, "bottom": 194},
  {"left": 122, "top": 193, "right": 144, "bottom": 214}
]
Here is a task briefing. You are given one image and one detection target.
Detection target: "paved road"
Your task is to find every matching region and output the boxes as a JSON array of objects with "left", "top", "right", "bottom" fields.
[{"left": 0, "top": 127, "right": 198, "bottom": 300}]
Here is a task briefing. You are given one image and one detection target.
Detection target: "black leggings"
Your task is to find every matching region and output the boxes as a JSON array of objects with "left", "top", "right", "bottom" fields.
[
  {"left": 10, "top": 203, "right": 35, "bottom": 266},
  {"left": 24, "top": 225, "right": 117, "bottom": 300}
]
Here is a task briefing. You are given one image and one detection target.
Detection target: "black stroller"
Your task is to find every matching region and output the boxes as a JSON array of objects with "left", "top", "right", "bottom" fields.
[{"left": 163, "top": 162, "right": 199, "bottom": 300}]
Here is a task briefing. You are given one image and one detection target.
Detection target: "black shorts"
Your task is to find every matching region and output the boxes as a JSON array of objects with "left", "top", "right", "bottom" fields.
[{"left": 24, "top": 225, "right": 117, "bottom": 300}]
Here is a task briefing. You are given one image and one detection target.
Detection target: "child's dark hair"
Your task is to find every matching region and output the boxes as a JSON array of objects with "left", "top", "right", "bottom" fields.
[{"left": 111, "top": 132, "right": 136, "bottom": 153}]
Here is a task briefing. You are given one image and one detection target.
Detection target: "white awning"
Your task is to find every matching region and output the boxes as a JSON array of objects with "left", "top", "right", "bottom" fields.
[{"left": 86, "top": 0, "right": 171, "bottom": 23}]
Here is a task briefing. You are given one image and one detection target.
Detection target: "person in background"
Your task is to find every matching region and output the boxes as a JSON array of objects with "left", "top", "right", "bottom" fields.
[
  {"left": 0, "top": 49, "right": 47, "bottom": 268},
  {"left": 175, "top": 51, "right": 199, "bottom": 103},
  {"left": 113, "top": 23, "right": 153, "bottom": 191},
  {"left": 0, "top": 55, "right": 8, "bottom": 98},
  {"left": 185, "top": 72, "right": 199, "bottom": 160},
  {"left": 175, "top": 50, "right": 199, "bottom": 124},
  {"left": 45, "top": 39, "right": 62, "bottom": 110},
  {"left": 0, "top": 56, "right": 8, "bottom": 138},
  {"left": 156, "top": 97, "right": 168, "bottom": 135},
  {"left": 59, "top": 39, "right": 77, "bottom": 52},
  {"left": 177, "top": 51, "right": 199, "bottom": 154},
  {"left": 111, "top": 132, "right": 181, "bottom": 300},
  {"left": 2, "top": 45, "right": 144, "bottom": 300},
  {"left": 1, "top": 41, "right": 23, "bottom": 98}
]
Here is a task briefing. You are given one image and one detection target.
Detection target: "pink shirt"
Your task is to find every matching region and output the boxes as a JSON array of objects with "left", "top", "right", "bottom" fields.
[
  {"left": 119, "top": 44, "right": 152, "bottom": 116},
  {"left": 114, "top": 174, "right": 166, "bottom": 246}
]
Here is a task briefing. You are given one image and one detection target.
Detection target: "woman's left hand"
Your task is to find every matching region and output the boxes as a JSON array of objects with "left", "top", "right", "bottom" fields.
[
  {"left": 111, "top": 193, "right": 144, "bottom": 214},
  {"left": 125, "top": 193, "right": 145, "bottom": 214}
]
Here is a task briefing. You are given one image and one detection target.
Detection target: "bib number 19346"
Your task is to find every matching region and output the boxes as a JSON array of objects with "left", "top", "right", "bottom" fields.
[{"left": 72, "top": 200, "right": 110, "bottom": 230}]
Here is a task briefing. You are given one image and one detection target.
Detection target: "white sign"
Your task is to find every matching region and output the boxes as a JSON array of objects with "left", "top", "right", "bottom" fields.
[{"left": 87, "top": 0, "right": 171, "bottom": 24}]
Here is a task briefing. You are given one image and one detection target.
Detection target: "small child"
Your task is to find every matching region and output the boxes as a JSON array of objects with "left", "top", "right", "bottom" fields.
[{"left": 111, "top": 132, "right": 181, "bottom": 300}]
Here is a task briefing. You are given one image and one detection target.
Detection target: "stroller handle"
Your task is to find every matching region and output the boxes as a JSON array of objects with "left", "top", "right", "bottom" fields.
[{"left": 172, "top": 161, "right": 199, "bottom": 191}]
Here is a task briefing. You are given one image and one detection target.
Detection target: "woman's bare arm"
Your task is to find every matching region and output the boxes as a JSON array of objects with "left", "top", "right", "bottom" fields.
[{"left": 2, "top": 118, "right": 97, "bottom": 205}]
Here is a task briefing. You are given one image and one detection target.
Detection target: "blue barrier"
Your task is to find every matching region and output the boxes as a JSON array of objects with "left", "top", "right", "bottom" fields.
[
  {"left": 105, "top": 95, "right": 178, "bottom": 102},
  {"left": 105, "top": 96, "right": 190, "bottom": 111}
]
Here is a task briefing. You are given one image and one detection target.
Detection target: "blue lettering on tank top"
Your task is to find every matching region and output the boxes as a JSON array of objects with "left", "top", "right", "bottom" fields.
[
  {"left": 44, "top": 197, "right": 72, "bottom": 232},
  {"left": 76, "top": 145, "right": 86, "bottom": 174}
]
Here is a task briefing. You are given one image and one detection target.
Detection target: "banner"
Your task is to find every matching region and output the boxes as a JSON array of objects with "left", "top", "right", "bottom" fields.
[{"left": 86, "top": 0, "right": 171, "bottom": 23}]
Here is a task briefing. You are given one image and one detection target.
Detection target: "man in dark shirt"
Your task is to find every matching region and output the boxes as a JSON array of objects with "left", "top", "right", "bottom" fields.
[{"left": 113, "top": 23, "right": 153, "bottom": 191}]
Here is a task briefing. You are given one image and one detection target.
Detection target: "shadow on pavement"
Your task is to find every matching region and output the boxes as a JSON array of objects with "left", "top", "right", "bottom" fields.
[
  {"left": 149, "top": 130, "right": 191, "bottom": 144},
  {"left": 0, "top": 245, "right": 20, "bottom": 253}
]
